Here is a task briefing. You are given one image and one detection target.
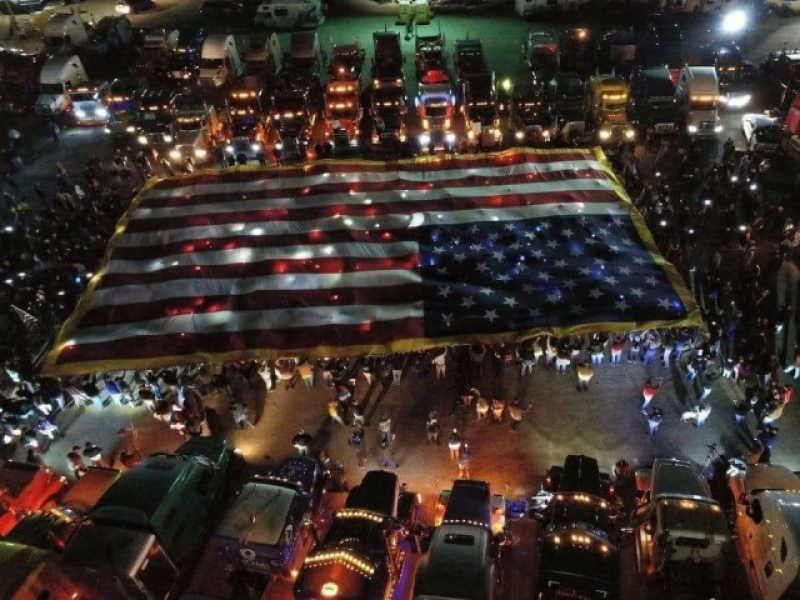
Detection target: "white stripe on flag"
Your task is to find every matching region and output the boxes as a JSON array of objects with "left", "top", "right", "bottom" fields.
[
  {"left": 68, "top": 302, "right": 424, "bottom": 345},
  {"left": 142, "top": 159, "right": 604, "bottom": 201},
  {"left": 119, "top": 195, "right": 625, "bottom": 250},
  {"left": 106, "top": 241, "right": 420, "bottom": 274},
  {"left": 88, "top": 270, "right": 422, "bottom": 307},
  {"left": 132, "top": 174, "right": 615, "bottom": 222}
]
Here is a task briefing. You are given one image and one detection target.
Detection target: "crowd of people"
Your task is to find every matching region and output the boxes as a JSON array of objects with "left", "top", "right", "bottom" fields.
[{"left": 0, "top": 134, "right": 798, "bottom": 477}]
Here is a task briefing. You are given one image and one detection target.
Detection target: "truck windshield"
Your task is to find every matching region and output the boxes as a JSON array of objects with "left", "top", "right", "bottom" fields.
[
  {"left": 326, "top": 95, "right": 358, "bottom": 119},
  {"left": 423, "top": 99, "right": 448, "bottom": 118},
  {"left": 288, "top": 56, "right": 315, "bottom": 71},
  {"left": 689, "top": 97, "right": 717, "bottom": 110},
  {"left": 275, "top": 97, "right": 306, "bottom": 116},
  {"left": 602, "top": 99, "right": 627, "bottom": 112},
  {"left": 470, "top": 105, "right": 496, "bottom": 124},
  {"left": 71, "top": 92, "right": 99, "bottom": 102},
  {"left": 140, "top": 111, "right": 170, "bottom": 130},
  {"left": 231, "top": 114, "right": 257, "bottom": 136},
  {"left": 176, "top": 116, "right": 203, "bottom": 130},
  {"left": 40, "top": 83, "right": 65, "bottom": 95},
  {"left": 556, "top": 81, "right": 582, "bottom": 98},
  {"left": 201, "top": 58, "right": 224, "bottom": 69}
]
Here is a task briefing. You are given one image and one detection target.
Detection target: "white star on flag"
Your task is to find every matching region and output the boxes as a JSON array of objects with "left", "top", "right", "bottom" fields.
[
  {"left": 646, "top": 276, "right": 659, "bottom": 287},
  {"left": 546, "top": 293, "right": 560, "bottom": 304},
  {"left": 453, "top": 253, "right": 467, "bottom": 262},
  {"left": 442, "top": 313, "right": 454, "bottom": 327},
  {"left": 531, "top": 249, "right": 544, "bottom": 259},
  {"left": 658, "top": 298, "right": 671, "bottom": 310},
  {"left": 492, "top": 250, "right": 505, "bottom": 261},
  {"left": 476, "top": 262, "right": 490, "bottom": 273},
  {"left": 588, "top": 288, "right": 603, "bottom": 300},
  {"left": 461, "top": 296, "right": 476, "bottom": 309},
  {"left": 619, "top": 266, "right": 632, "bottom": 276},
  {"left": 497, "top": 273, "right": 511, "bottom": 283},
  {"left": 470, "top": 243, "right": 485, "bottom": 253},
  {"left": 554, "top": 259, "right": 568, "bottom": 269},
  {"left": 546, "top": 240, "right": 559, "bottom": 249},
  {"left": 537, "top": 272, "right": 552, "bottom": 282},
  {"left": 570, "top": 305, "right": 586, "bottom": 315},
  {"left": 615, "top": 298, "right": 630, "bottom": 312},
  {"left": 563, "top": 280, "right": 577, "bottom": 290},
  {"left": 503, "top": 296, "right": 519, "bottom": 308},
  {"left": 438, "top": 285, "right": 452, "bottom": 298},
  {"left": 479, "top": 287, "right": 493, "bottom": 296},
  {"left": 528, "top": 307, "right": 542, "bottom": 318},
  {"left": 605, "top": 275, "right": 619, "bottom": 286},
  {"left": 433, "top": 246, "right": 446, "bottom": 254},
  {"left": 484, "top": 309, "right": 499, "bottom": 323},
  {"left": 630, "top": 287, "right": 645, "bottom": 298}
]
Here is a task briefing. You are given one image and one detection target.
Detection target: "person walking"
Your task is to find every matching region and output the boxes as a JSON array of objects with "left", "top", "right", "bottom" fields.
[
  {"left": 589, "top": 334, "right": 606, "bottom": 366},
  {"left": 508, "top": 399, "right": 525, "bottom": 429},
  {"left": 426, "top": 410, "right": 440, "bottom": 445},
  {"left": 641, "top": 377, "right": 662, "bottom": 413},
  {"left": 457, "top": 443, "right": 472, "bottom": 479},
  {"left": 448, "top": 428, "right": 462, "bottom": 460},
  {"left": 378, "top": 432, "right": 398, "bottom": 469},
  {"left": 230, "top": 400, "right": 255, "bottom": 429},
  {"left": 297, "top": 361, "right": 315, "bottom": 390},
  {"left": 610, "top": 336, "right": 625, "bottom": 366},
  {"left": 292, "top": 428, "right": 313, "bottom": 456},
  {"left": 352, "top": 403, "right": 366, "bottom": 427},
  {"left": 646, "top": 408, "right": 664, "bottom": 435},
  {"left": 378, "top": 413, "right": 392, "bottom": 437},
  {"left": 576, "top": 361, "right": 594, "bottom": 391},
  {"left": 643, "top": 332, "right": 661, "bottom": 365},
  {"left": 349, "top": 427, "right": 366, "bottom": 468},
  {"left": 48, "top": 121, "right": 61, "bottom": 146},
  {"left": 391, "top": 354, "right": 404, "bottom": 385},
  {"left": 432, "top": 348, "right": 447, "bottom": 379},
  {"left": 475, "top": 394, "right": 489, "bottom": 420},
  {"left": 328, "top": 399, "right": 345, "bottom": 426},
  {"left": 491, "top": 398, "right": 505, "bottom": 423}
]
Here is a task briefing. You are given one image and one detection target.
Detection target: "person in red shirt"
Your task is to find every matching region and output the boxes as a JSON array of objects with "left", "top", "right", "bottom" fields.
[
  {"left": 780, "top": 384, "right": 794, "bottom": 406},
  {"left": 641, "top": 377, "right": 662, "bottom": 413},
  {"left": 610, "top": 336, "right": 626, "bottom": 366}
]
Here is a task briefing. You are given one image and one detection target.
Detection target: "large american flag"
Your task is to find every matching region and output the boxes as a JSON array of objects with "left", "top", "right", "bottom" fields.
[{"left": 42, "top": 149, "right": 701, "bottom": 376}]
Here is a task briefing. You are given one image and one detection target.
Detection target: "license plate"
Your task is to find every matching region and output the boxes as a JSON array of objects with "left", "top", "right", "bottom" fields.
[
  {"left": 144, "top": 113, "right": 156, "bottom": 120},
  {"left": 655, "top": 123, "right": 673, "bottom": 133}
]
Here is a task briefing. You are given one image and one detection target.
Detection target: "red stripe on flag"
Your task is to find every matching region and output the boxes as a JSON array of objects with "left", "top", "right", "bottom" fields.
[
  {"left": 56, "top": 317, "right": 425, "bottom": 364},
  {"left": 78, "top": 283, "right": 422, "bottom": 328},
  {"left": 96, "top": 254, "right": 421, "bottom": 289}
]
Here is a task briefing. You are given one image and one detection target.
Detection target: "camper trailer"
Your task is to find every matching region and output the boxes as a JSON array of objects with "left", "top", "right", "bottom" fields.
[
  {"left": 34, "top": 54, "right": 88, "bottom": 115},
  {"left": 199, "top": 34, "right": 244, "bottom": 88},
  {"left": 254, "top": 0, "right": 324, "bottom": 29}
]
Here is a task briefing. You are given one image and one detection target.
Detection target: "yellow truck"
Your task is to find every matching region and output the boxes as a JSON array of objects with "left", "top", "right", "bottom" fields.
[{"left": 584, "top": 75, "right": 636, "bottom": 145}]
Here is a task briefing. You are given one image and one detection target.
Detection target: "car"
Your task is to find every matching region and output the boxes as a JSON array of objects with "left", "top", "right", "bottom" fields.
[{"left": 742, "top": 113, "right": 780, "bottom": 154}]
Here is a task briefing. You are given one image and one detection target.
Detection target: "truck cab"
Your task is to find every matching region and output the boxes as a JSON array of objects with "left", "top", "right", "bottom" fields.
[
  {"left": 728, "top": 463, "right": 800, "bottom": 600},
  {"left": 295, "top": 470, "right": 415, "bottom": 600},
  {"left": 224, "top": 89, "right": 268, "bottom": 164},
  {"left": 416, "top": 481, "right": 498, "bottom": 600},
  {"left": 0, "top": 462, "right": 68, "bottom": 537},
  {"left": 166, "top": 27, "right": 208, "bottom": 82},
  {"left": 34, "top": 54, "right": 88, "bottom": 116},
  {"left": 675, "top": 66, "right": 723, "bottom": 138},
  {"left": 104, "top": 77, "right": 146, "bottom": 143},
  {"left": 511, "top": 82, "right": 555, "bottom": 146},
  {"left": 330, "top": 40, "right": 366, "bottom": 80},
  {"left": 199, "top": 34, "right": 244, "bottom": 89},
  {"left": 709, "top": 42, "right": 754, "bottom": 110},
  {"left": 282, "top": 31, "right": 325, "bottom": 91},
  {"left": 545, "top": 72, "right": 584, "bottom": 141},
  {"left": 370, "top": 78, "right": 408, "bottom": 151},
  {"left": 560, "top": 28, "right": 595, "bottom": 77},
  {"left": 628, "top": 66, "right": 680, "bottom": 136},
  {"left": 270, "top": 89, "right": 314, "bottom": 161},
  {"left": 168, "top": 90, "right": 222, "bottom": 166},
  {"left": 416, "top": 29, "right": 449, "bottom": 85},
  {"left": 324, "top": 80, "right": 362, "bottom": 151},
  {"left": 69, "top": 81, "right": 111, "bottom": 125},
  {"left": 461, "top": 71, "right": 501, "bottom": 149},
  {"left": 416, "top": 82, "right": 456, "bottom": 153},
  {"left": 536, "top": 456, "right": 619, "bottom": 600},
  {"left": 523, "top": 32, "right": 559, "bottom": 81},
  {"left": 631, "top": 459, "right": 729, "bottom": 589},
  {"left": 134, "top": 87, "right": 178, "bottom": 148},
  {"left": 585, "top": 75, "right": 636, "bottom": 145},
  {"left": 454, "top": 38, "right": 487, "bottom": 82},
  {"left": 204, "top": 457, "right": 323, "bottom": 586},
  {"left": 61, "top": 438, "right": 238, "bottom": 598}
]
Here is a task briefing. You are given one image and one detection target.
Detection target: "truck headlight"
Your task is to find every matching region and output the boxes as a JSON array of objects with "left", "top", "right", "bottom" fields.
[
  {"left": 444, "top": 118, "right": 451, "bottom": 129},
  {"left": 96, "top": 107, "right": 108, "bottom": 118},
  {"left": 74, "top": 108, "right": 86, "bottom": 119},
  {"left": 422, "top": 118, "right": 429, "bottom": 130},
  {"left": 137, "top": 135, "right": 148, "bottom": 145},
  {"left": 169, "top": 148, "right": 181, "bottom": 160},
  {"left": 728, "top": 94, "right": 751, "bottom": 108},
  {"left": 419, "top": 133, "right": 431, "bottom": 146},
  {"left": 624, "top": 129, "right": 636, "bottom": 140},
  {"left": 399, "top": 134, "right": 407, "bottom": 142},
  {"left": 371, "top": 133, "right": 379, "bottom": 144},
  {"left": 195, "top": 148, "right": 207, "bottom": 159},
  {"left": 163, "top": 134, "right": 173, "bottom": 143},
  {"left": 687, "top": 124, "right": 698, "bottom": 133},
  {"left": 103, "top": 127, "right": 111, "bottom": 134},
  {"left": 275, "top": 142, "right": 283, "bottom": 151},
  {"left": 224, "top": 144, "right": 234, "bottom": 154},
  {"left": 251, "top": 143, "right": 261, "bottom": 153},
  {"left": 349, "top": 139, "right": 359, "bottom": 146},
  {"left": 715, "top": 124, "right": 724, "bottom": 133},
  {"left": 126, "top": 126, "right": 136, "bottom": 133},
  {"left": 598, "top": 129, "right": 611, "bottom": 141},
  {"left": 515, "top": 130, "right": 525, "bottom": 141},
  {"left": 445, "top": 132, "right": 456, "bottom": 144},
  {"left": 494, "top": 129, "right": 501, "bottom": 139},
  {"left": 467, "top": 131, "right": 475, "bottom": 141},
  {"left": 542, "top": 130, "right": 551, "bottom": 141}
]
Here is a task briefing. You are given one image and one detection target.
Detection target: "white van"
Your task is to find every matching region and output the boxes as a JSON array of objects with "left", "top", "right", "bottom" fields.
[
  {"left": 199, "top": 34, "right": 244, "bottom": 88},
  {"left": 43, "top": 13, "right": 90, "bottom": 53},
  {"left": 254, "top": 0, "right": 324, "bottom": 29},
  {"left": 675, "top": 65, "right": 723, "bottom": 137},
  {"left": 729, "top": 463, "right": 800, "bottom": 600},
  {"left": 34, "top": 54, "right": 88, "bottom": 115}
]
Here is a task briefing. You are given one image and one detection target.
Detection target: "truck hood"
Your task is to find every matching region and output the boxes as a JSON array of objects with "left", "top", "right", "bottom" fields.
[{"left": 175, "top": 130, "right": 203, "bottom": 146}]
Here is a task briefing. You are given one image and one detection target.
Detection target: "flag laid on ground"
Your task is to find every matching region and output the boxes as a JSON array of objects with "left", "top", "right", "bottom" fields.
[{"left": 42, "top": 148, "right": 702, "bottom": 376}]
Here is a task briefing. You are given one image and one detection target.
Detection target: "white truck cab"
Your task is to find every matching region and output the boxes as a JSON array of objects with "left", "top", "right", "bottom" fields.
[
  {"left": 199, "top": 34, "right": 244, "bottom": 88},
  {"left": 729, "top": 463, "right": 800, "bottom": 600},
  {"left": 34, "top": 54, "right": 88, "bottom": 115},
  {"left": 675, "top": 65, "right": 723, "bottom": 137}
]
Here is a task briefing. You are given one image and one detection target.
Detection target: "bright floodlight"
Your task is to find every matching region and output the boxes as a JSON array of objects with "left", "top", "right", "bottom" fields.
[{"left": 721, "top": 10, "right": 747, "bottom": 34}]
